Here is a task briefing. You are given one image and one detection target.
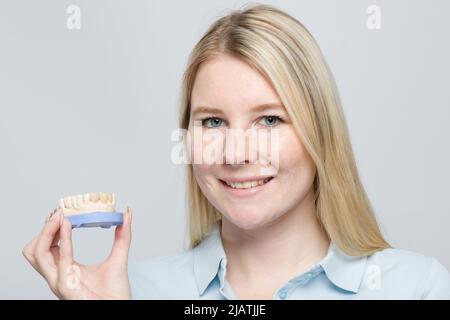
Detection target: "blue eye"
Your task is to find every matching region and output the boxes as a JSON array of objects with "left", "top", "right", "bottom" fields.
[
  {"left": 259, "top": 115, "right": 282, "bottom": 127},
  {"left": 202, "top": 117, "right": 224, "bottom": 128}
]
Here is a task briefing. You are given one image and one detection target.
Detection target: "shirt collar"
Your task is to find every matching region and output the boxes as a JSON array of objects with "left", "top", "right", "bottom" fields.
[
  {"left": 193, "top": 222, "right": 225, "bottom": 295},
  {"left": 192, "top": 221, "right": 368, "bottom": 295},
  {"left": 319, "top": 242, "right": 368, "bottom": 293}
]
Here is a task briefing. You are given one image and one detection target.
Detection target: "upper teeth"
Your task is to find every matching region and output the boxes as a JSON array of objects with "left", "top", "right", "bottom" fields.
[
  {"left": 57, "top": 192, "right": 116, "bottom": 215},
  {"left": 225, "top": 178, "right": 271, "bottom": 189}
]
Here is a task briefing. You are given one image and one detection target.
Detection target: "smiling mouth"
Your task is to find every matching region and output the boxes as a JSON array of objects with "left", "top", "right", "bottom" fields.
[{"left": 219, "top": 177, "right": 274, "bottom": 189}]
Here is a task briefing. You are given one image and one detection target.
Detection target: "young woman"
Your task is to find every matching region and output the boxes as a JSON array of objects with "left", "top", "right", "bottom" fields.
[{"left": 23, "top": 4, "right": 450, "bottom": 300}]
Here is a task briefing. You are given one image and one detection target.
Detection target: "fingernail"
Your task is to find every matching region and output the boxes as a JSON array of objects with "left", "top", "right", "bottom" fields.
[
  {"left": 59, "top": 212, "right": 65, "bottom": 226},
  {"left": 49, "top": 211, "right": 60, "bottom": 221}
]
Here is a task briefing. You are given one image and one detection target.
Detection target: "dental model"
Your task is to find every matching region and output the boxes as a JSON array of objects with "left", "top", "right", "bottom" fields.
[{"left": 57, "top": 192, "right": 123, "bottom": 228}]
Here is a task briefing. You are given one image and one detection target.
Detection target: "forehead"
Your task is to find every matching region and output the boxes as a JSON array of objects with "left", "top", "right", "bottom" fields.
[{"left": 191, "top": 54, "right": 282, "bottom": 111}]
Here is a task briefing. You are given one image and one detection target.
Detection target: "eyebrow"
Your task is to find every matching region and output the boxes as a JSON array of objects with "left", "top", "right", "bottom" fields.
[{"left": 191, "top": 103, "right": 285, "bottom": 117}]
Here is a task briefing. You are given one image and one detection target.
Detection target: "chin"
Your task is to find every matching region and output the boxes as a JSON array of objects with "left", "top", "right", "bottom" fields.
[{"left": 223, "top": 208, "right": 276, "bottom": 230}]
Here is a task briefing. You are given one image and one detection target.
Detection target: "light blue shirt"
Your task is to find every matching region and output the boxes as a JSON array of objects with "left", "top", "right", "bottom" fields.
[{"left": 129, "top": 222, "right": 450, "bottom": 299}]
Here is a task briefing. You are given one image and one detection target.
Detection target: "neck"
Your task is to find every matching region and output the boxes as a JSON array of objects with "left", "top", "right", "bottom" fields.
[{"left": 221, "top": 188, "right": 330, "bottom": 281}]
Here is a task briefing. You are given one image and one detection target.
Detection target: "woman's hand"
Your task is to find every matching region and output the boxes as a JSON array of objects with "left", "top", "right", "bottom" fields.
[{"left": 22, "top": 207, "right": 132, "bottom": 299}]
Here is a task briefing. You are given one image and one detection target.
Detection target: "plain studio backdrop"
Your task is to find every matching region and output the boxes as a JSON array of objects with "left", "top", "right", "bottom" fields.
[{"left": 0, "top": 0, "right": 449, "bottom": 299}]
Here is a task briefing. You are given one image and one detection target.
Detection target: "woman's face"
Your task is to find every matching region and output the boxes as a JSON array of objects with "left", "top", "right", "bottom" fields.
[{"left": 188, "top": 54, "right": 316, "bottom": 230}]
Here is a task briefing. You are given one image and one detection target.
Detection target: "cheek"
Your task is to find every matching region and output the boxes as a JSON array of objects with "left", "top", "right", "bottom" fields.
[
  {"left": 278, "top": 128, "right": 316, "bottom": 182},
  {"left": 192, "top": 164, "right": 219, "bottom": 196},
  {"left": 192, "top": 164, "right": 211, "bottom": 184},
  {"left": 187, "top": 125, "right": 226, "bottom": 167},
  {"left": 192, "top": 164, "right": 231, "bottom": 217}
]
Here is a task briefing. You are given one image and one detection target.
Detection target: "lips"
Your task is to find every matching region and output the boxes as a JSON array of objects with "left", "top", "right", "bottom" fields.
[{"left": 218, "top": 176, "right": 275, "bottom": 197}]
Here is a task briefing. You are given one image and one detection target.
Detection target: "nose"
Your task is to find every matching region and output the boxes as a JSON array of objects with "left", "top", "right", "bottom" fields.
[{"left": 223, "top": 129, "right": 257, "bottom": 166}]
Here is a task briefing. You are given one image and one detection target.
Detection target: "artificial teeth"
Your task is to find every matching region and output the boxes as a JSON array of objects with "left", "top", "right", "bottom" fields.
[
  {"left": 100, "top": 192, "right": 107, "bottom": 203},
  {"left": 90, "top": 192, "right": 99, "bottom": 202},
  {"left": 64, "top": 197, "right": 72, "bottom": 208},
  {"left": 71, "top": 196, "right": 79, "bottom": 209},
  {"left": 57, "top": 192, "right": 117, "bottom": 215},
  {"left": 77, "top": 195, "right": 83, "bottom": 208}
]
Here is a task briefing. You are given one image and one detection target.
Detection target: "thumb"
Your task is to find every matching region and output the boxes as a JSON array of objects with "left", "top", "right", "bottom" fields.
[
  {"left": 108, "top": 207, "right": 132, "bottom": 266},
  {"left": 57, "top": 217, "right": 78, "bottom": 296}
]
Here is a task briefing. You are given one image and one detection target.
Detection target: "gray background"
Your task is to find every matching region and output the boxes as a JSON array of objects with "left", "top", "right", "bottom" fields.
[{"left": 0, "top": 0, "right": 449, "bottom": 299}]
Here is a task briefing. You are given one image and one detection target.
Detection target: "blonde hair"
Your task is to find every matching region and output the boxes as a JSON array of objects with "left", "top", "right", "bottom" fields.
[{"left": 179, "top": 3, "right": 391, "bottom": 256}]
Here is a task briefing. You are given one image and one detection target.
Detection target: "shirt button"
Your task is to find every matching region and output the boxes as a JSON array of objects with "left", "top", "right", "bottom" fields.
[{"left": 279, "top": 290, "right": 288, "bottom": 300}]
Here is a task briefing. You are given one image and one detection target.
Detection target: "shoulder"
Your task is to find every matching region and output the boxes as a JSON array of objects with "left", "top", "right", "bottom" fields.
[
  {"left": 366, "top": 247, "right": 450, "bottom": 299},
  {"left": 128, "top": 250, "right": 197, "bottom": 299}
]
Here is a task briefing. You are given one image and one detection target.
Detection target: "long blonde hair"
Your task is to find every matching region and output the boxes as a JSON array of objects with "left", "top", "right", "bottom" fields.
[{"left": 178, "top": 3, "right": 390, "bottom": 256}]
